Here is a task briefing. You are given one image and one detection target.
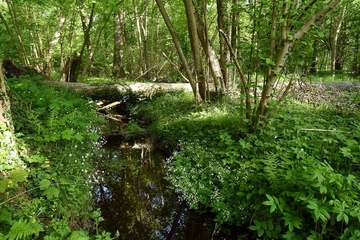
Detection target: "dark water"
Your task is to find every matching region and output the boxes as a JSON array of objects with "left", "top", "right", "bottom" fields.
[{"left": 93, "top": 135, "right": 215, "bottom": 240}]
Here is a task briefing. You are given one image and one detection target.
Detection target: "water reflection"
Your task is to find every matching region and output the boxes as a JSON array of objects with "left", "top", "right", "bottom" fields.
[{"left": 94, "top": 137, "right": 214, "bottom": 240}]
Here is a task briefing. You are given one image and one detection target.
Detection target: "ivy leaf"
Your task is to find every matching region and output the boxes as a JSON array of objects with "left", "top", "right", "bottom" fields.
[
  {"left": 42, "top": 187, "right": 60, "bottom": 200},
  {"left": 9, "top": 170, "right": 28, "bottom": 184}
]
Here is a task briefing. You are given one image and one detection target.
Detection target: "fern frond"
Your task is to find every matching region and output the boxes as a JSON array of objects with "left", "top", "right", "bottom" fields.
[
  {"left": 5, "top": 219, "right": 44, "bottom": 240},
  {"left": 263, "top": 152, "right": 280, "bottom": 182}
]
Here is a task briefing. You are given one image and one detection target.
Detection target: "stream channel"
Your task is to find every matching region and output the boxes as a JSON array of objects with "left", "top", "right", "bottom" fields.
[{"left": 92, "top": 103, "right": 217, "bottom": 240}]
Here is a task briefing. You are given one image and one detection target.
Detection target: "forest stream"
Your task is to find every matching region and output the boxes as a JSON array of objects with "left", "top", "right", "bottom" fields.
[{"left": 92, "top": 106, "right": 216, "bottom": 240}]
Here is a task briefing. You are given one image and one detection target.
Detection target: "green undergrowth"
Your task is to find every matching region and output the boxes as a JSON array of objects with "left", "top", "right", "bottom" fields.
[
  {"left": 1, "top": 76, "right": 117, "bottom": 239},
  {"left": 308, "top": 72, "right": 360, "bottom": 82},
  {"left": 132, "top": 90, "right": 360, "bottom": 239}
]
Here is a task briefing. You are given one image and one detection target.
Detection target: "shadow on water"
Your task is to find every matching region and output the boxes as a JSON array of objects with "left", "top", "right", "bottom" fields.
[{"left": 93, "top": 134, "right": 215, "bottom": 240}]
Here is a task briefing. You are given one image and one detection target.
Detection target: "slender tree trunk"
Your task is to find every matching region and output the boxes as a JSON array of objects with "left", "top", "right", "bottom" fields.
[
  {"left": 229, "top": 0, "right": 239, "bottom": 86},
  {"left": 0, "top": 12, "right": 23, "bottom": 62},
  {"left": 132, "top": 0, "right": 144, "bottom": 76},
  {"left": 113, "top": 11, "right": 126, "bottom": 78},
  {"left": 217, "top": 0, "right": 229, "bottom": 88},
  {"left": 24, "top": 4, "right": 43, "bottom": 72},
  {"left": 5, "top": 0, "right": 29, "bottom": 66},
  {"left": 183, "top": 0, "right": 206, "bottom": 100},
  {"left": 194, "top": 1, "right": 224, "bottom": 94},
  {"left": 155, "top": 0, "right": 201, "bottom": 102},
  {"left": 253, "top": 0, "right": 342, "bottom": 128},
  {"left": 310, "top": 40, "right": 318, "bottom": 74},
  {"left": 330, "top": 4, "right": 346, "bottom": 76},
  {"left": 353, "top": 33, "right": 360, "bottom": 75},
  {"left": 43, "top": 12, "right": 66, "bottom": 79},
  {"left": 79, "top": 3, "right": 96, "bottom": 81}
]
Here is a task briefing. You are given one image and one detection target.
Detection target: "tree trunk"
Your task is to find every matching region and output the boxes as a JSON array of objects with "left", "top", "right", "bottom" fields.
[
  {"left": 79, "top": 3, "right": 96, "bottom": 81},
  {"left": 43, "top": 12, "right": 66, "bottom": 79},
  {"left": 155, "top": 0, "right": 201, "bottom": 102},
  {"left": 194, "top": 2, "right": 224, "bottom": 94},
  {"left": 5, "top": 0, "right": 30, "bottom": 66},
  {"left": 253, "top": 0, "right": 342, "bottom": 128},
  {"left": 113, "top": 11, "right": 126, "bottom": 78},
  {"left": 0, "top": 12, "right": 23, "bottom": 63},
  {"left": 353, "top": 33, "right": 360, "bottom": 75},
  {"left": 0, "top": 64, "right": 18, "bottom": 162},
  {"left": 132, "top": 0, "right": 144, "bottom": 77},
  {"left": 330, "top": 4, "right": 346, "bottom": 76},
  {"left": 183, "top": 0, "right": 206, "bottom": 100},
  {"left": 217, "top": 0, "right": 229, "bottom": 88}
]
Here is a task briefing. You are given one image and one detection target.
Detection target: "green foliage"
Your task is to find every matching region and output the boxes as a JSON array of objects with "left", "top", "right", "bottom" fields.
[
  {"left": 131, "top": 90, "right": 242, "bottom": 150},
  {"left": 1, "top": 76, "right": 114, "bottom": 239},
  {"left": 5, "top": 219, "right": 44, "bottom": 240},
  {"left": 0, "top": 170, "right": 28, "bottom": 193},
  {"left": 138, "top": 89, "right": 360, "bottom": 239},
  {"left": 307, "top": 72, "right": 359, "bottom": 83}
]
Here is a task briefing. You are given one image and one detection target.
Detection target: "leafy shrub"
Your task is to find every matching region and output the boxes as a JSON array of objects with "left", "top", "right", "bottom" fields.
[
  {"left": 1, "top": 76, "right": 112, "bottom": 239},
  {"left": 166, "top": 103, "right": 360, "bottom": 239}
]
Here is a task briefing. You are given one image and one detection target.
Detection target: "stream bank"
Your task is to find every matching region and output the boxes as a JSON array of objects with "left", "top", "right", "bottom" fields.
[{"left": 93, "top": 100, "right": 218, "bottom": 240}]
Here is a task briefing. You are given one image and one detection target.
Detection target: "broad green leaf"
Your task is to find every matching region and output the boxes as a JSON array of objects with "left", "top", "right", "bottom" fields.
[
  {"left": 39, "top": 179, "right": 51, "bottom": 190},
  {"left": 249, "top": 225, "right": 260, "bottom": 231},
  {"left": 62, "top": 129, "right": 75, "bottom": 140},
  {"left": 265, "top": 194, "right": 274, "bottom": 203},
  {"left": 266, "top": 229, "right": 272, "bottom": 238},
  {"left": 267, "top": 220, "right": 274, "bottom": 230},
  {"left": 42, "top": 187, "right": 60, "bottom": 200},
  {"left": 0, "top": 180, "right": 8, "bottom": 193},
  {"left": 270, "top": 204, "right": 276, "bottom": 213},
  {"left": 59, "top": 177, "right": 71, "bottom": 185},
  {"left": 67, "top": 230, "right": 90, "bottom": 240},
  {"left": 89, "top": 132, "right": 100, "bottom": 140},
  {"left": 263, "top": 200, "right": 273, "bottom": 206},
  {"left": 236, "top": 192, "right": 246, "bottom": 197},
  {"left": 257, "top": 229, "right": 264, "bottom": 237},
  {"left": 9, "top": 170, "right": 28, "bottom": 184},
  {"left": 254, "top": 220, "right": 262, "bottom": 227},
  {"left": 265, "top": 58, "right": 275, "bottom": 66},
  {"left": 258, "top": 188, "right": 265, "bottom": 194},
  {"left": 307, "top": 201, "right": 318, "bottom": 210},
  {"left": 26, "top": 155, "right": 45, "bottom": 163},
  {"left": 0, "top": 211, "right": 12, "bottom": 224}
]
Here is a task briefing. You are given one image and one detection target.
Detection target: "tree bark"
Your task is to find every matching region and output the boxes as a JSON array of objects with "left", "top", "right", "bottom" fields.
[
  {"left": 43, "top": 12, "right": 66, "bottom": 79},
  {"left": 253, "top": 0, "right": 342, "bottom": 128},
  {"left": 5, "top": 0, "right": 30, "bottom": 66},
  {"left": 155, "top": 0, "right": 201, "bottom": 102},
  {"left": 330, "top": 4, "right": 346, "bottom": 76},
  {"left": 113, "top": 11, "right": 126, "bottom": 78},
  {"left": 217, "top": 0, "right": 229, "bottom": 87},
  {"left": 0, "top": 64, "right": 18, "bottom": 162},
  {"left": 183, "top": 0, "right": 206, "bottom": 100}
]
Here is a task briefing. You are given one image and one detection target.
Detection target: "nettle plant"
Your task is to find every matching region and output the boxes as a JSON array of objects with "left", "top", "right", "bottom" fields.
[
  {"left": 0, "top": 77, "right": 109, "bottom": 239},
  {"left": 166, "top": 106, "right": 360, "bottom": 239}
]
